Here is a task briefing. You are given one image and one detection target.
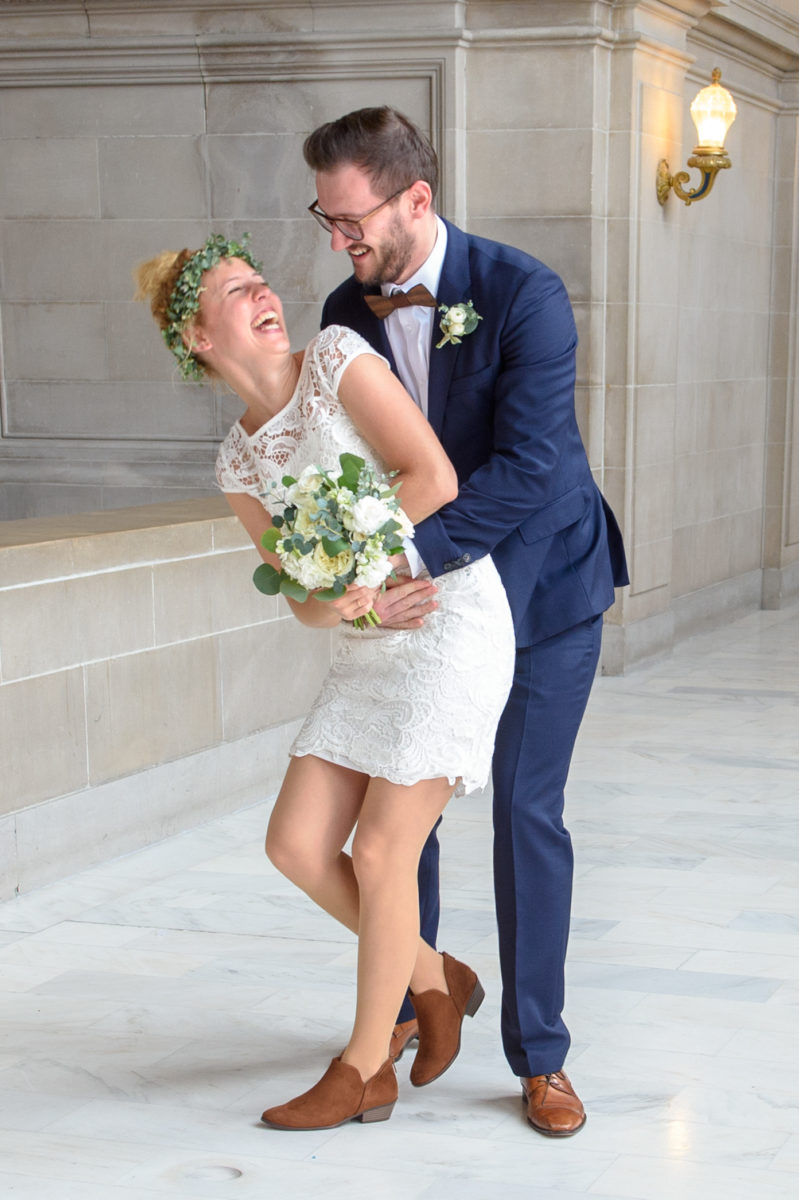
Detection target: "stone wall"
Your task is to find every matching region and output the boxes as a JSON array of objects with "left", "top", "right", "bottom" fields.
[
  {"left": 0, "top": 500, "right": 333, "bottom": 898},
  {"left": 3, "top": 1, "right": 799, "bottom": 667}
]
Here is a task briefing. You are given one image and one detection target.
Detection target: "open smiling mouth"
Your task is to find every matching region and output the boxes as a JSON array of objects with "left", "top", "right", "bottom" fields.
[{"left": 252, "top": 310, "right": 280, "bottom": 332}]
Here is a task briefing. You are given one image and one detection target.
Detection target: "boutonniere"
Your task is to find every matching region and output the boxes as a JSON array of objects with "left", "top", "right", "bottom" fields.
[{"left": 435, "top": 300, "right": 482, "bottom": 349}]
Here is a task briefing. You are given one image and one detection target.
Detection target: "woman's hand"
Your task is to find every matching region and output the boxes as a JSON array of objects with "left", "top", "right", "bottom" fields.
[{"left": 327, "top": 583, "right": 381, "bottom": 623}]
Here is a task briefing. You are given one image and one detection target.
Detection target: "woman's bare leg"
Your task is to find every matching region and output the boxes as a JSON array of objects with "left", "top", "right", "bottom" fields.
[
  {"left": 266, "top": 757, "right": 448, "bottom": 1030},
  {"left": 341, "top": 774, "right": 455, "bottom": 1081}
]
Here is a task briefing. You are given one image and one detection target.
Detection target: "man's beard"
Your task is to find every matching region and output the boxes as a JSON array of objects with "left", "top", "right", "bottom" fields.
[{"left": 354, "top": 214, "right": 416, "bottom": 286}]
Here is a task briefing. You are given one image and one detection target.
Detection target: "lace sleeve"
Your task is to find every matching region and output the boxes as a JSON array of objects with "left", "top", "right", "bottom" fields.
[
  {"left": 313, "top": 325, "right": 389, "bottom": 394},
  {"left": 215, "top": 425, "right": 262, "bottom": 495}
]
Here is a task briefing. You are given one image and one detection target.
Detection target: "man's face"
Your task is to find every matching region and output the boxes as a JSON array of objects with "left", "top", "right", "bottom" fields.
[{"left": 314, "top": 164, "right": 419, "bottom": 286}]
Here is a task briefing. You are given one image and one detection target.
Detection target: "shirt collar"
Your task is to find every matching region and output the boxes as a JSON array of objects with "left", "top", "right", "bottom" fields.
[{"left": 381, "top": 216, "right": 448, "bottom": 297}]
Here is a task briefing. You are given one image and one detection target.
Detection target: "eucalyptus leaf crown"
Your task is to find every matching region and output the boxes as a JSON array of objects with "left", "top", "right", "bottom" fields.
[{"left": 164, "top": 232, "right": 263, "bottom": 381}]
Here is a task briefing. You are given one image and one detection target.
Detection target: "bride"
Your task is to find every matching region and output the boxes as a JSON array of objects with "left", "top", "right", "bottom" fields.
[{"left": 135, "top": 233, "right": 515, "bottom": 1131}]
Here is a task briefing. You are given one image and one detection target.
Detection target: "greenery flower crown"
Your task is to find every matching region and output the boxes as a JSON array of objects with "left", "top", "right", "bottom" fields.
[{"left": 164, "top": 232, "right": 263, "bottom": 382}]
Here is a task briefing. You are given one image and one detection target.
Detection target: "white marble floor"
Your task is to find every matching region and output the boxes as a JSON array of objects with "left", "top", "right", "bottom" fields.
[{"left": 1, "top": 605, "right": 798, "bottom": 1200}]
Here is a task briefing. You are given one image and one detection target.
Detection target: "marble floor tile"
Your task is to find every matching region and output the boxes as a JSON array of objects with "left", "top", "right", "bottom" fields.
[{"left": 1, "top": 603, "right": 798, "bottom": 1199}]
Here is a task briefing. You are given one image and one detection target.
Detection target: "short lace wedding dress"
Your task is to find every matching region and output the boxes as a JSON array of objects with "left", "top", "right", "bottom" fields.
[{"left": 216, "top": 325, "right": 515, "bottom": 795}]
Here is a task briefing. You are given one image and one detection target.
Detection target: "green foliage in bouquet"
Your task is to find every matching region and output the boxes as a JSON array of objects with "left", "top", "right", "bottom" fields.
[{"left": 252, "top": 452, "right": 412, "bottom": 625}]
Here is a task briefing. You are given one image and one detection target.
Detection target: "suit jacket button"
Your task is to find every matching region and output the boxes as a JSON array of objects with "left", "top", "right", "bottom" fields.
[{"left": 463, "top": 553, "right": 471, "bottom": 563}]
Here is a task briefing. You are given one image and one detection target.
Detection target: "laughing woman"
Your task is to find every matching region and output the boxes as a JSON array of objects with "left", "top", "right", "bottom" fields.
[{"left": 135, "top": 234, "right": 514, "bottom": 1131}]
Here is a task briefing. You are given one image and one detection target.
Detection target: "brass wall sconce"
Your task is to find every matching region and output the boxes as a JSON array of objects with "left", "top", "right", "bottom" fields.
[{"left": 656, "top": 69, "right": 737, "bottom": 206}]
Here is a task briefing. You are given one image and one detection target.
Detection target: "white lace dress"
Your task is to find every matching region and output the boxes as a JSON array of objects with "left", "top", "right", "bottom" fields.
[{"left": 215, "top": 325, "right": 515, "bottom": 795}]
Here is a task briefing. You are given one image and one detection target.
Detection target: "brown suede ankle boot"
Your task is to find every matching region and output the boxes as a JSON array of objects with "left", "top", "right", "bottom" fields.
[
  {"left": 261, "top": 1056, "right": 397, "bottom": 1130},
  {"left": 409, "top": 951, "right": 485, "bottom": 1087}
]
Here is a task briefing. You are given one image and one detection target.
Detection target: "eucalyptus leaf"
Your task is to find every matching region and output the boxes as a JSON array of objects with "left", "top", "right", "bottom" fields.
[
  {"left": 252, "top": 563, "right": 280, "bottom": 594},
  {"left": 280, "top": 577, "right": 309, "bottom": 602},
  {"left": 314, "top": 581, "right": 346, "bottom": 601},
  {"left": 322, "top": 536, "right": 349, "bottom": 557}
]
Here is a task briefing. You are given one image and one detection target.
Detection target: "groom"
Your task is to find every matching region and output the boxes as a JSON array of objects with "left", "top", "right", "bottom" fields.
[{"left": 303, "top": 107, "right": 628, "bottom": 1135}]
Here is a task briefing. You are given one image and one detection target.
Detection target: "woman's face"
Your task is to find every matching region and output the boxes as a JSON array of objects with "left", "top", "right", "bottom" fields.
[{"left": 190, "top": 256, "right": 291, "bottom": 368}]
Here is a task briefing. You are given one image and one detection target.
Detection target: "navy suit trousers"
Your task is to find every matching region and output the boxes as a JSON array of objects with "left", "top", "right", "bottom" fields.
[{"left": 399, "top": 613, "right": 602, "bottom": 1075}]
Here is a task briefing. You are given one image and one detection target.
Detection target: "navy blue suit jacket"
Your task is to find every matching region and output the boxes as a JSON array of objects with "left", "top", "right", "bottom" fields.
[{"left": 322, "top": 219, "right": 628, "bottom": 647}]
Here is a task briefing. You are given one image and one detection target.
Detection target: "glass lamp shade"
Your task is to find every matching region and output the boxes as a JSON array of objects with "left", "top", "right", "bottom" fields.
[{"left": 690, "top": 68, "right": 737, "bottom": 150}]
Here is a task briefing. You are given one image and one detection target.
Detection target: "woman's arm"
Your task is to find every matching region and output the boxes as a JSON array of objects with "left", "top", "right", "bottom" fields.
[
  {"left": 335, "top": 352, "right": 458, "bottom": 522},
  {"left": 224, "top": 491, "right": 377, "bottom": 628}
]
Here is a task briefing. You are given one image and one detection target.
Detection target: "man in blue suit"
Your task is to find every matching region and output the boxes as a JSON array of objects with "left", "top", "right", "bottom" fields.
[{"left": 303, "top": 107, "right": 628, "bottom": 1136}]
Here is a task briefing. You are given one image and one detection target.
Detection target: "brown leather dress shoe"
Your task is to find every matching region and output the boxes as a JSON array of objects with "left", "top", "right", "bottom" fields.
[
  {"left": 522, "top": 1071, "right": 586, "bottom": 1137},
  {"left": 409, "top": 951, "right": 485, "bottom": 1087},
  {"left": 389, "top": 1018, "right": 419, "bottom": 1061},
  {"left": 261, "top": 1056, "right": 397, "bottom": 1130}
]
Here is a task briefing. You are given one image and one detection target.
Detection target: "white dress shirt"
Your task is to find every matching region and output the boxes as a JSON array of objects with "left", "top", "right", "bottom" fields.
[
  {"left": 381, "top": 216, "right": 448, "bottom": 418},
  {"left": 380, "top": 217, "right": 448, "bottom": 573}
]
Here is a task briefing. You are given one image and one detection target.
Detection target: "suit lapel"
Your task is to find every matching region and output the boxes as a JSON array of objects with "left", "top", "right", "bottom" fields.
[{"left": 427, "top": 220, "right": 472, "bottom": 435}]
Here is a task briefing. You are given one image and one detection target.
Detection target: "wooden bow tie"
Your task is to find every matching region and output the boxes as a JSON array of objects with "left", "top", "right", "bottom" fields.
[{"left": 363, "top": 284, "right": 438, "bottom": 319}]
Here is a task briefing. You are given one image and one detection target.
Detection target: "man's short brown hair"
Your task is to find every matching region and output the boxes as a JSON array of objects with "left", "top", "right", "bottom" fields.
[{"left": 303, "top": 106, "right": 439, "bottom": 202}]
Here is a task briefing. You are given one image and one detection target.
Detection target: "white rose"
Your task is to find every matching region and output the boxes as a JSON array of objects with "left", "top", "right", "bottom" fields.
[
  {"left": 282, "top": 550, "right": 330, "bottom": 590},
  {"left": 350, "top": 495, "right": 393, "bottom": 537},
  {"left": 446, "top": 305, "right": 467, "bottom": 324},
  {"left": 312, "top": 542, "right": 354, "bottom": 585},
  {"left": 448, "top": 321, "right": 465, "bottom": 337},
  {"left": 286, "top": 465, "right": 323, "bottom": 506},
  {"left": 292, "top": 508, "right": 316, "bottom": 538}
]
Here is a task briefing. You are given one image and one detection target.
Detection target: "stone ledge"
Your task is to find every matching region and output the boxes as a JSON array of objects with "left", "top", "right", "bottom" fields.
[{"left": 0, "top": 495, "right": 231, "bottom": 549}]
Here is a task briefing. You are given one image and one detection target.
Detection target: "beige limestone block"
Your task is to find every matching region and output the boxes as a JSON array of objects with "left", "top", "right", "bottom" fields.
[
  {"left": 633, "top": 387, "right": 676, "bottom": 468},
  {"left": 466, "top": 47, "right": 593, "bottom": 130},
  {"left": 218, "top": 618, "right": 333, "bottom": 742},
  {"left": 674, "top": 381, "right": 697, "bottom": 459},
  {"left": 4, "top": 381, "right": 217, "bottom": 441},
  {"left": 0, "top": 138, "right": 99, "bottom": 218},
  {"left": 86, "top": 638, "right": 222, "bottom": 785},
  {"left": 467, "top": 129, "right": 592, "bottom": 218},
  {"left": 153, "top": 548, "right": 277, "bottom": 645},
  {"left": 99, "top": 136, "right": 207, "bottom": 220},
  {"left": 205, "top": 78, "right": 429, "bottom": 136},
  {"left": 0, "top": 567, "right": 154, "bottom": 682},
  {"left": 636, "top": 304, "right": 678, "bottom": 385},
  {"left": 673, "top": 518, "right": 733, "bottom": 596},
  {"left": 4, "top": 303, "right": 107, "bottom": 381},
  {"left": 0, "top": 483, "right": 105, "bottom": 525},
  {"left": 211, "top": 514, "right": 253, "bottom": 552},
  {"left": 0, "top": 669, "right": 87, "bottom": 815},
  {"left": 631, "top": 537, "right": 672, "bottom": 595},
  {"left": 208, "top": 133, "right": 309, "bottom": 220},
  {"left": 633, "top": 461, "right": 672, "bottom": 545},
  {"left": 0, "top": 83, "right": 204, "bottom": 139},
  {"left": 729, "top": 509, "right": 764, "bottom": 577},
  {"left": 0, "top": 220, "right": 105, "bottom": 303},
  {"left": 673, "top": 452, "right": 716, "bottom": 528},
  {"left": 604, "top": 387, "right": 630, "bottom": 471}
]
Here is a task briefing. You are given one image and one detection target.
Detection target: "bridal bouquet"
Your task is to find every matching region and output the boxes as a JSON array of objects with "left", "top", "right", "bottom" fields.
[{"left": 253, "top": 452, "right": 413, "bottom": 628}]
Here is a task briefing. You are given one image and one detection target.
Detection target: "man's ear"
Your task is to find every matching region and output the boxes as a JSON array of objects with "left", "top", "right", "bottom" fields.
[{"left": 406, "top": 180, "right": 433, "bottom": 218}]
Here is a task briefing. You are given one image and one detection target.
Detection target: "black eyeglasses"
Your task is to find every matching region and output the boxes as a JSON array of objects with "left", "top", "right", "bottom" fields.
[{"left": 307, "top": 187, "right": 409, "bottom": 241}]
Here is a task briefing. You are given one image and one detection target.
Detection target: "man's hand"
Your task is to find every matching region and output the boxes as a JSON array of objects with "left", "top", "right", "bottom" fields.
[{"left": 373, "top": 575, "right": 438, "bottom": 630}]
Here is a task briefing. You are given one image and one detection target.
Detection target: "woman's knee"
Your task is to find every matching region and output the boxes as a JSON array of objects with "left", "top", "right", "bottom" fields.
[
  {"left": 265, "top": 820, "right": 312, "bottom": 883},
  {"left": 350, "top": 827, "right": 396, "bottom": 891}
]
